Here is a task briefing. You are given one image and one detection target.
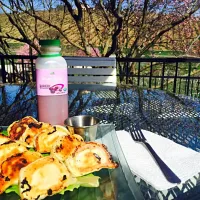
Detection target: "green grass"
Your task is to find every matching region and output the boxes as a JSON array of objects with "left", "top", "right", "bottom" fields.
[{"left": 143, "top": 50, "right": 184, "bottom": 57}]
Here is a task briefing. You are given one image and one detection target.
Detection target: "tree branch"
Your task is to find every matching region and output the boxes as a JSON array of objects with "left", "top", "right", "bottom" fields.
[
  {"left": 132, "top": 0, "right": 200, "bottom": 57},
  {"left": 105, "top": 0, "right": 123, "bottom": 57}
]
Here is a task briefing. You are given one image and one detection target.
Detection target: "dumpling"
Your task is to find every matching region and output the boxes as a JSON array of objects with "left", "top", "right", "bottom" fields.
[
  {"left": 0, "top": 141, "right": 27, "bottom": 167},
  {"left": 34, "top": 125, "right": 70, "bottom": 153},
  {"left": 0, "top": 134, "right": 10, "bottom": 145},
  {"left": 20, "top": 122, "right": 51, "bottom": 147},
  {"left": 7, "top": 116, "right": 38, "bottom": 140},
  {"left": 51, "top": 134, "right": 84, "bottom": 161},
  {"left": 19, "top": 156, "right": 73, "bottom": 200},
  {"left": 65, "top": 142, "right": 118, "bottom": 177},
  {"left": 0, "top": 151, "right": 42, "bottom": 194}
]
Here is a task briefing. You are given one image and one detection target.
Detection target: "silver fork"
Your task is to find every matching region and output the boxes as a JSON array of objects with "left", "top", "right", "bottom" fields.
[{"left": 131, "top": 125, "right": 181, "bottom": 184}]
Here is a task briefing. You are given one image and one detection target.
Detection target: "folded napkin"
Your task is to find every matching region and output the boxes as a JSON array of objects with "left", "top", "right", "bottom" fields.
[{"left": 116, "top": 130, "right": 200, "bottom": 191}]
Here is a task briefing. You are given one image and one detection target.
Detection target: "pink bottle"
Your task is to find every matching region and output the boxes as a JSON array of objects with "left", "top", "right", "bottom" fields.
[{"left": 36, "top": 39, "right": 68, "bottom": 125}]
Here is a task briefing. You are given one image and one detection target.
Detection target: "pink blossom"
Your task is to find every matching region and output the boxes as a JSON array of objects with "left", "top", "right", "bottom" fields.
[
  {"left": 75, "top": 47, "right": 101, "bottom": 57},
  {"left": 16, "top": 42, "right": 38, "bottom": 63},
  {"left": 16, "top": 43, "right": 37, "bottom": 56}
]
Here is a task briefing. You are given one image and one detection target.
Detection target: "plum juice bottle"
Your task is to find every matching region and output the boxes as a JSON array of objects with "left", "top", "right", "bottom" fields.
[{"left": 36, "top": 39, "right": 68, "bottom": 125}]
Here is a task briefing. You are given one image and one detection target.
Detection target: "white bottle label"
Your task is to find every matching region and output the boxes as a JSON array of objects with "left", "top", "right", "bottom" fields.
[{"left": 36, "top": 68, "right": 68, "bottom": 96}]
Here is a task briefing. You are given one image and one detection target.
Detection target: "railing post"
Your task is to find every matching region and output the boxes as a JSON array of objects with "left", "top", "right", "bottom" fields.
[
  {"left": 126, "top": 62, "right": 129, "bottom": 84},
  {"left": 197, "top": 79, "right": 200, "bottom": 98},
  {"left": 1, "top": 57, "right": 6, "bottom": 83},
  {"left": 137, "top": 62, "right": 141, "bottom": 86},
  {"left": 30, "top": 57, "right": 35, "bottom": 81},
  {"left": 191, "top": 79, "right": 194, "bottom": 97},
  {"left": 173, "top": 62, "right": 178, "bottom": 94},
  {"left": 118, "top": 61, "right": 123, "bottom": 83},
  {"left": 186, "top": 62, "right": 192, "bottom": 96},
  {"left": 149, "top": 62, "right": 153, "bottom": 88},
  {"left": 178, "top": 78, "right": 182, "bottom": 94},
  {"left": 160, "top": 62, "right": 165, "bottom": 90},
  {"left": 22, "top": 58, "right": 25, "bottom": 83},
  {"left": 11, "top": 58, "right": 16, "bottom": 83}
]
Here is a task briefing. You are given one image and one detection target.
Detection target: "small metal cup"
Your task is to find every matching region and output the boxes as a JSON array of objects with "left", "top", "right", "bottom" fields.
[{"left": 64, "top": 115, "right": 100, "bottom": 141}]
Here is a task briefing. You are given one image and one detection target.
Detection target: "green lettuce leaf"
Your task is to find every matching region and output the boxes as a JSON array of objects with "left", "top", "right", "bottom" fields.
[
  {"left": 28, "top": 147, "right": 35, "bottom": 152},
  {"left": 76, "top": 174, "right": 100, "bottom": 187},
  {"left": 1, "top": 130, "right": 8, "bottom": 136},
  {"left": 28, "top": 148, "right": 50, "bottom": 157},
  {"left": 59, "top": 174, "right": 100, "bottom": 194},
  {"left": 5, "top": 174, "right": 100, "bottom": 196},
  {"left": 41, "top": 153, "right": 50, "bottom": 157},
  {"left": 5, "top": 185, "right": 19, "bottom": 195}
]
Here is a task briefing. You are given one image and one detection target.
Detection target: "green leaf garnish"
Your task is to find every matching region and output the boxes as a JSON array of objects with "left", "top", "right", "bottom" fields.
[
  {"left": 5, "top": 175, "right": 100, "bottom": 197},
  {"left": 41, "top": 153, "right": 50, "bottom": 157},
  {"left": 5, "top": 185, "right": 19, "bottom": 195},
  {"left": 1, "top": 130, "right": 8, "bottom": 136},
  {"left": 28, "top": 148, "right": 50, "bottom": 156},
  {"left": 28, "top": 147, "right": 35, "bottom": 152},
  {"left": 60, "top": 174, "right": 100, "bottom": 194}
]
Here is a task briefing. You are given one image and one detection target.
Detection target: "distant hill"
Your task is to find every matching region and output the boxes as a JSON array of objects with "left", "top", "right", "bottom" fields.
[{"left": 0, "top": 10, "right": 199, "bottom": 56}]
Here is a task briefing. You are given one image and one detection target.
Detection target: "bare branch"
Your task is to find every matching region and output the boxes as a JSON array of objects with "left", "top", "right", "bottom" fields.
[{"left": 105, "top": 0, "right": 123, "bottom": 56}]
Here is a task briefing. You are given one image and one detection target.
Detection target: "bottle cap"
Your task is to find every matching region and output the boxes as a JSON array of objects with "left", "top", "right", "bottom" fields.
[{"left": 39, "top": 39, "right": 61, "bottom": 46}]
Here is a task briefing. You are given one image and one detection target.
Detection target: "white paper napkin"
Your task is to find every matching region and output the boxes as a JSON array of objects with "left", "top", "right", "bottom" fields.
[{"left": 116, "top": 130, "right": 200, "bottom": 191}]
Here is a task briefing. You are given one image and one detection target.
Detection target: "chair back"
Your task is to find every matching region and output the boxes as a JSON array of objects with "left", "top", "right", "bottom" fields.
[{"left": 65, "top": 56, "right": 116, "bottom": 90}]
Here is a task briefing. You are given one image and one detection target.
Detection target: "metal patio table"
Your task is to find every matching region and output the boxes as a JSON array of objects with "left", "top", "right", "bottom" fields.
[{"left": 0, "top": 83, "right": 200, "bottom": 200}]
